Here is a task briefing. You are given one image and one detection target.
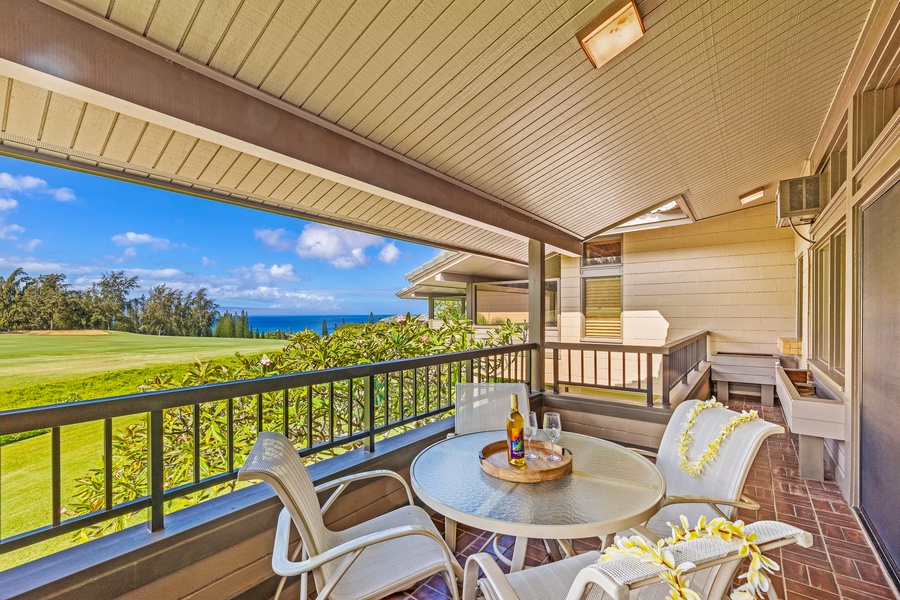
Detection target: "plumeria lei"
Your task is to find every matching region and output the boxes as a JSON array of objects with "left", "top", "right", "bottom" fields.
[
  {"left": 676, "top": 399, "right": 759, "bottom": 477},
  {"left": 599, "top": 516, "right": 780, "bottom": 600}
]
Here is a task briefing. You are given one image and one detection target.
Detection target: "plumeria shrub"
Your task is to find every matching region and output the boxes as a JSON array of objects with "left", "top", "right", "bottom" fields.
[{"left": 69, "top": 314, "right": 526, "bottom": 538}]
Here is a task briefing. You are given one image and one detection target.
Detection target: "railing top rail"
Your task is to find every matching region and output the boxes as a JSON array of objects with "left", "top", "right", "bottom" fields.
[
  {"left": 545, "top": 331, "right": 707, "bottom": 356},
  {"left": 0, "top": 343, "right": 536, "bottom": 436},
  {"left": 661, "top": 331, "right": 709, "bottom": 354}
]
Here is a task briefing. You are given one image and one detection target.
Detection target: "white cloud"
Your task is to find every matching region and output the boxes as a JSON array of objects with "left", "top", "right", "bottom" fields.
[
  {"left": 16, "top": 239, "right": 42, "bottom": 252},
  {"left": 233, "top": 262, "right": 300, "bottom": 284},
  {"left": 53, "top": 188, "right": 76, "bottom": 202},
  {"left": 378, "top": 242, "right": 400, "bottom": 264},
  {"left": 201, "top": 256, "right": 217, "bottom": 266},
  {"left": 0, "top": 173, "right": 45, "bottom": 192},
  {"left": 254, "top": 228, "right": 295, "bottom": 251},
  {"left": 0, "top": 172, "right": 76, "bottom": 201},
  {"left": 295, "top": 223, "right": 383, "bottom": 269},
  {"left": 0, "top": 223, "right": 25, "bottom": 240},
  {"left": 111, "top": 231, "right": 172, "bottom": 249},
  {"left": 0, "top": 198, "right": 18, "bottom": 211}
]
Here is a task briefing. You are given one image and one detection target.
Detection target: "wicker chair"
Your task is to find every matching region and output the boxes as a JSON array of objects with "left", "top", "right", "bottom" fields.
[
  {"left": 628, "top": 399, "right": 784, "bottom": 542},
  {"left": 238, "top": 432, "right": 461, "bottom": 600},
  {"left": 463, "top": 520, "right": 812, "bottom": 600}
]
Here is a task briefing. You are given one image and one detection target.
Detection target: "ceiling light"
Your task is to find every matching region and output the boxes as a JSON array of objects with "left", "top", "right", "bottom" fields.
[
  {"left": 739, "top": 188, "right": 766, "bottom": 204},
  {"left": 577, "top": 0, "right": 645, "bottom": 68}
]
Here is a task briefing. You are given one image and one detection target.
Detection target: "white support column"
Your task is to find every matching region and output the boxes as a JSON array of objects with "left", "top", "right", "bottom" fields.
[{"left": 528, "top": 240, "right": 546, "bottom": 392}]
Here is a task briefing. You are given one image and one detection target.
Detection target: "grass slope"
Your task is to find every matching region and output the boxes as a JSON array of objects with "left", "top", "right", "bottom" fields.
[
  {"left": 0, "top": 331, "right": 284, "bottom": 402},
  {"left": 0, "top": 332, "right": 287, "bottom": 570}
]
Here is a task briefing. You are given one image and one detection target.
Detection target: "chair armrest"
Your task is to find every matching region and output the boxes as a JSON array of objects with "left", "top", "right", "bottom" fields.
[
  {"left": 663, "top": 493, "right": 761, "bottom": 512},
  {"left": 462, "top": 552, "right": 519, "bottom": 600},
  {"left": 315, "top": 469, "right": 414, "bottom": 513},
  {"left": 272, "top": 508, "right": 455, "bottom": 582},
  {"left": 627, "top": 447, "right": 658, "bottom": 460}
]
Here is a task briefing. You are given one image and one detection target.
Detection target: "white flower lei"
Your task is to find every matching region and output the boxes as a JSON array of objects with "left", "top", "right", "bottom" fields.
[
  {"left": 676, "top": 399, "right": 759, "bottom": 477},
  {"left": 599, "top": 516, "right": 780, "bottom": 600}
]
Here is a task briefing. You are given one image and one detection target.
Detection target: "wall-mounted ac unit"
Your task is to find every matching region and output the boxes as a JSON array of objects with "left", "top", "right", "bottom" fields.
[{"left": 776, "top": 173, "right": 828, "bottom": 228}]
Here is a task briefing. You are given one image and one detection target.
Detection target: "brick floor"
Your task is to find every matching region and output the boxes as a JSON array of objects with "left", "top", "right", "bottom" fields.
[{"left": 385, "top": 399, "right": 898, "bottom": 599}]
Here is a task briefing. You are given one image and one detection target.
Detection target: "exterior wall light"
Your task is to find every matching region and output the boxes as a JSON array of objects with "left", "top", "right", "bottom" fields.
[
  {"left": 577, "top": 0, "right": 645, "bottom": 68},
  {"left": 739, "top": 188, "right": 766, "bottom": 204}
]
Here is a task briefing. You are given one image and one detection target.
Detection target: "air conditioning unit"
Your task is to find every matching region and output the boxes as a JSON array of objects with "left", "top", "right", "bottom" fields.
[{"left": 776, "top": 173, "right": 827, "bottom": 228}]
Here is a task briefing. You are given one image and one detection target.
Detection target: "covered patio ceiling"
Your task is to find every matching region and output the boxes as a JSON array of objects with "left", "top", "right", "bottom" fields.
[{"left": 0, "top": 0, "right": 873, "bottom": 263}]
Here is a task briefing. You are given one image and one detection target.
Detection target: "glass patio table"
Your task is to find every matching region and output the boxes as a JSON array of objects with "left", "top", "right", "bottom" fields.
[{"left": 410, "top": 430, "right": 666, "bottom": 571}]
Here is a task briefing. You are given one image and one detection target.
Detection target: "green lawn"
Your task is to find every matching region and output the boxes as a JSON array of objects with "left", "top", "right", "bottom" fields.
[
  {"left": 0, "top": 331, "right": 286, "bottom": 570},
  {"left": 0, "top": 331, "right": 284, "bottom": 410}
]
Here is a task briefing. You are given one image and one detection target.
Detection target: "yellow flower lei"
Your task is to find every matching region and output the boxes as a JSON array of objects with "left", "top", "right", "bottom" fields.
[
  {"left": 676, "top": 399, "right": 759, "bottom": 477},
  {"left": 599, "top": 516, "right": 780, "bottom": 600}
]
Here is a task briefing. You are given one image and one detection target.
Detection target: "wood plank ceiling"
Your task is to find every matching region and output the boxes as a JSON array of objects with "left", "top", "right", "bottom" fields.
[{"left": 0, "top": 0, "right": 873, "bottom": 262}]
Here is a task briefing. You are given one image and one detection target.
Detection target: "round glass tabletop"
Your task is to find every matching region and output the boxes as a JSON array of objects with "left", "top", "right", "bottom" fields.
[{"left": 411, "top": 430, "right": 666, "bottom": 539}]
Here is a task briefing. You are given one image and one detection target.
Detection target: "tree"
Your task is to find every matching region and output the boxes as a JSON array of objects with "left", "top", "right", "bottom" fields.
[
  {"left": 21, "top": 273, "right": 71, "bottom": 330},
  {"left": 369, "top": 311, "right": 375, "bottom": 324},
  {"left": 91, "top": 271, "right": 139, "bottom": 331},
  {"left": 141, "top": 284, "right": 179, "bottom": 335},
  {"left": 321, "top": 318, "right": 328, "bottom": 337},
  {"left": 0, "top": 268, "right": 30, "bottom": 331},
  {"left": 188, "top": 288, "right": 218, "bottom": 337}
]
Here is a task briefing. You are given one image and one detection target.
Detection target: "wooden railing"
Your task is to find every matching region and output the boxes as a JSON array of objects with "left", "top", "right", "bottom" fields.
[
  {"left": 547, "top": 331, "right": 708, "bottom": 407},
  {"left": 0, "top": 343, "right": 534, "bottom": 554}
]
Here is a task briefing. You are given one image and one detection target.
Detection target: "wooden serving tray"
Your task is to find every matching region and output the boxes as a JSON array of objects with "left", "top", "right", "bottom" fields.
[{"left": 479, "top": 440, "right": 572, "bottom": 483}]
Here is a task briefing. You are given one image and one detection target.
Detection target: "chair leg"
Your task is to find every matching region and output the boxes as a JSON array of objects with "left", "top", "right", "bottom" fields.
[{"left": 543, "top": 538, "right": 563, "bottom": 561}]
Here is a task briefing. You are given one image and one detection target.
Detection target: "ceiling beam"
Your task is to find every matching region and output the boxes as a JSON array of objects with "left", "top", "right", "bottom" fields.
[{"left": 0, "top": 0, "right": 583, "bottom": 255}]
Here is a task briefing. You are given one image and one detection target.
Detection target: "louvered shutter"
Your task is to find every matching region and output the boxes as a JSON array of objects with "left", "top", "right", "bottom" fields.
[{"left": 584, "top": 276, "right": 622, "bottom": 338}]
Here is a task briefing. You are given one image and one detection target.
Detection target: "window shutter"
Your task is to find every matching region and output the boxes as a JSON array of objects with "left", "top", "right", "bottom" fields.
[{"left": 584, "top": 276, "right": 622, "bottom": 338}]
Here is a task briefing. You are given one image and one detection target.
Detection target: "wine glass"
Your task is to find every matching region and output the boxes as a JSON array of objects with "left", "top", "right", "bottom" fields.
[
  {"left": 543, "top": 412, "right": 562, "bottom": 462},
  {"left": 524, "top": 411, "right": 539, "bottom": 460}
]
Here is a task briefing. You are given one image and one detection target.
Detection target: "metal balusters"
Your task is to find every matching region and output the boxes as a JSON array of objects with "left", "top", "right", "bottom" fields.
[
  {"left": 256, "top": 393, "right": 263, "bottom": 434},
  {"left": 52, "top": 427, "right": 61, "bottom": 527},
  {"left": 192, "top": 405, "right": 200, "bottom": 484},
  {"left": 104, "top": 418, "right": 113, "bottom": 510},
  {"left": 305, "top": 385, "right": 313, "bottom": 450},
  {"left": 0, "top": 343, "right": 537, "bottom": 551},
  {"left": 282, "top": 389, "right": 289, "bottom": 438},
  {"left": 149, "top": 410, "right": 164, "bottom": 532},
  {"left": 226, "top": 399, "right": 234, "bottom": 474}
]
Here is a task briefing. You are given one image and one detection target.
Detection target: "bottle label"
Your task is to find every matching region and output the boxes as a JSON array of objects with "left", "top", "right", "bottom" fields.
[{"left": 509, "top": 433, "right": 524, "bottom": 459}]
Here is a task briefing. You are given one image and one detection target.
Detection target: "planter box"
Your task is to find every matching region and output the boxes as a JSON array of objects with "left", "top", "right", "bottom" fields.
[
  {"left": 775, "top": 366, "right": 845, "bottom": 481},
  {"left": 711, "top": 352, "right": 778, "bottom": 406}
]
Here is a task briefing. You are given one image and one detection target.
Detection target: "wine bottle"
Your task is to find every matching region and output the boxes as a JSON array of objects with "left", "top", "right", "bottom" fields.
[{"left": 506, "top": 394, "right": 525, "bottom": 466}]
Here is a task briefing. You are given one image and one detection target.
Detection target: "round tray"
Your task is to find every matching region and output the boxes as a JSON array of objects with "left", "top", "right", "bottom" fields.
[{"left": 478, "top": 439, "right": 572, "bottom": 483}]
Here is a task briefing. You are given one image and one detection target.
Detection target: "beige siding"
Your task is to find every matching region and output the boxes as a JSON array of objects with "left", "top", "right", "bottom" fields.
[
  {"left": 558, "top": 205, "right": 795, "bottom": 355},
  {"left": 623, "top": 204, "right": 795, "bottom": 355}
]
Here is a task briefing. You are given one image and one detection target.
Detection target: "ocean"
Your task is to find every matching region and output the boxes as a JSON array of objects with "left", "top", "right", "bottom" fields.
[{"left": 247, "top": 314, "right": 393, "bottom": 334}]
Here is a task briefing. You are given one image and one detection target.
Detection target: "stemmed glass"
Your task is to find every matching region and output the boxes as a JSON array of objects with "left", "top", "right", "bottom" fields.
[
  {"left": 524, "top": 411, "right": 539, "bottom": 460},
  {"left": 543, "top": 412, "right": 562, "bottom": 462}
]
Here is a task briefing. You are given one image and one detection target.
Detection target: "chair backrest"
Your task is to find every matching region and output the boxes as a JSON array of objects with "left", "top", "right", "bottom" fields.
[
  {"left": 655, "top": 399, "right": 783, "bottom": 517},
  {"left": 454, "top": 383, "right": 530, "bottom": 435},
  {"left": 574, "top": 520, "right": 811, "bottom": 600},
  {"left": 237, "top": 432, "right": 331, "bottom": 557}
]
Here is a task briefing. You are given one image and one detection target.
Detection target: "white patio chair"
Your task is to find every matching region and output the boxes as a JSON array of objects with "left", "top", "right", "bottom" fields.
[
  {"left": 463, "top": 520, "right": 812, "bottom": 600},
  {"left": 628, "top": 399, "right": 784, "bottom": 542},
  {"left": 454, "top": 382, "right": 530, "bottom": 436},
  {"left": 452, "top": 383, "right": 539, "bottom": 565},
  {"left": 238, "top": 432, "right": 461, "bottom": 600}
]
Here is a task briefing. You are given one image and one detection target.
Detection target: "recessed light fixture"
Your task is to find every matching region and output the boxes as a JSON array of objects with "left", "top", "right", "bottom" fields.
[
  {"left": 577, "top": 0, "right": 645, "bottom": 68},
  {"left": 739, "top": 188, "right": 766, "bottom": 204}
]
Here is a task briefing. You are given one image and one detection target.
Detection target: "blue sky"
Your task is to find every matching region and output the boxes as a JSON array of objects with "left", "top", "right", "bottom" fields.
[{"left": 0, "top": 154, "right": 433, "bottom": 315}]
